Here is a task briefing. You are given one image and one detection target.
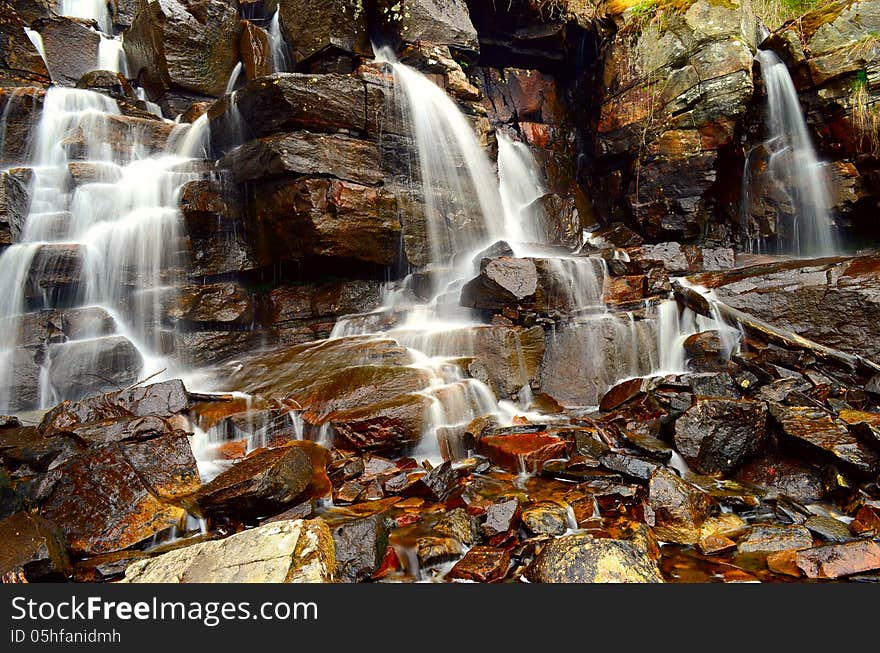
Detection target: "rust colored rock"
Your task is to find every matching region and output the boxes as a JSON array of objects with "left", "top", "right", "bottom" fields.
[
  {"left": 795, "top": 540, "right": 880, "bottom": 579},
  {"left": 648, "top": 467, "right": 711, "bottom": 545},
  {"left": 41, "top": 433, "right": 199, "bottom": 555},
  {"left": 769, "top": 404, "right": 879, "bottom": 474},
  {"left": 0, "top": 3, "right": 50, "bottom": 85},
  {"left": 522, "top": 502, "right": 570, "bottom": 536},
  {"left": 604, "top": 275, "right": 647, "bottom": 305},
  {"left": 526, "top": 534, "right": 664, "bottom": 583},
  {"left": 196, "top": 446, "right": 313, "bottom": 519},
  {"left": 330, "top": 394, "right": 431, "bottom": 454},
  {"left": 766, "top": 550, "right": 802, "bottom": 577},
  {"left": 0, "top": 512, "right": 71, "bottom": 580},
  {"left": 599, "top": 377, "right": 646, "bottom": 412},
  {"left": 240, "top": 19, "right": 271, "bottom": 81},
  {"left": 851, "top": 503, "right": 880, "bottom": 536},
  {"left": 736, "top": 524, "right": 813, "bottom": 554},
  {"left": 476, "top": 432, "right": 569, "bottom": 473},
  {"left": 328, "top": 514, "right": 389, "bottom": 583},
  {"left": 448, "top": 546, "right": 510, "bottom": 582}
]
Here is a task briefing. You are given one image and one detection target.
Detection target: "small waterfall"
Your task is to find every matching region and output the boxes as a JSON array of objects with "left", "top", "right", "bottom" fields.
[
  {"left": 97, "top": 34, "right": 128, "bottom": 76},
  {"left": 745, "top": 50, "right": 837, "bottom": 257},
  {"left": 497, "top": 132, "right": 546, "bottom": 245},
  {"left": 267, "top": 10, "right": 290, "bottom": 73},
  {"left": 225, "top": 61, "right": 243, "bottom": 96},
  {"left": 23, "top": 28, "right": 48, "bottom": 71},
  {"left": 61, "top": 0, "right": 111, "bottom": 34},
  {"left": 0, "top": 88, "right": 207, "bottom": 413},
  {"left": 135, "top": 87, "right": 163, "bottom": 119}
]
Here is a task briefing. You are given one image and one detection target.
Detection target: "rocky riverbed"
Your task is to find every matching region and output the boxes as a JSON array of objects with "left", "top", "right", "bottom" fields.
[{"left": 1, "top": 0, "right": 880, "bottom": 583}]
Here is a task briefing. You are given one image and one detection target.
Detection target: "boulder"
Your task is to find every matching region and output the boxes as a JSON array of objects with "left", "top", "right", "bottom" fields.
[
  {"left": 0, "top": 3, "right": 49, "bottom": 84},
  {"left": 196, "top": 446, "right": 313, "bottom": 519},
  {"left": 0, "top": 511, "right": 71, "bottom": 580},
  {"left": 648, "top": 467, "right": 711, "bottom": 545},
  {"left": 447, "top": 546, "right": 509, "bottom": 582},
  {"left": 673, "top": 398, "right": 768, "bottom": 474},
  {"left": 240, "top": 19, "right": 271, "bottom": 81},
  {"left": 251, "top": 177, "right": 400, "bottom": 266},
  {"left": 63, "top": 379, "right": 190, "bottom": 422},
  {"left": 47, "top": 336, "right": 143, "bottom": 401},
  {"left": 41, "top": 432, "right": 199, "bottom": 555},
  {"left": 24, "top": 243, "right": 84, "bottom": 308},
  {"left": 736, "top": 524, "right": 813, "bottom": 554},
  {"left": 795, "top": 540, "right": 880, "bottom": 579},
  {"left": 526, "top": 534, "right": 664, "bottom": 583},
  {"left": 123, "top": 518, "right": 337, "bottom": 582},
  {"left": 125, "top": 0, "right": 241, "bottom": 99},
  {"left": 375, "top": 0, "right": 478, "bottom": 52},
  {"left": 32, "top": 17, "right": 99, "bottom": 87},
  {"left": 522, "top": 501, "right": 570, "bottom": 536},
  {"left": 328, "top": 514, "right": 389, "bottom": 583},
  {"left": 476, "top": 431, "right": 569, "bottom": 473},
  {"left": 769, "top": 403, "right": 879, "bottom": 474},
  {"left": 278, "top": 0, "right": 371, "bottom": 68}
]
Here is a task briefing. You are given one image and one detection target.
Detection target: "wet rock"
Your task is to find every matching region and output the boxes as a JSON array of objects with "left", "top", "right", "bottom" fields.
[
  {"left": 673, "top": 398, "right": 768, "bottom": 474},
  {"left": 75, "top": 70, "right": 136, "bottom": 102},
  {"left": 603, "top": 275, "right": 647, "bottom": 305},
  {"left": 599, "top": 378, "right": 646, "bottom": 412},
  {"left": 279, "top": 0, "right": 370, "bottom": 68},
  {"left": 329, "top": 514, "right": 389, "bottom": 583},
  {"left": 196, "top": 447, "right": 313, "bottom": 519},
  {"left": 376, "top": 0, "right": 478, "bottom": 52},
  {"left": 124, "top": 518, "right": 337, "bottom": 583},
  {"left": 66, "top": 379, "right": 190, "bottom": 422},
  {"left": 220, "top": 132, "right": 383, "bottom": 186},
  {"left": 33, "top": 17, "right": 100, "bottom": 87},
  {"left": 435, "top": 508, "right": 478, "bottom": 545},
  {"left": 47, "top": 336, "right": 143, "bottom": 401},
  {"left": 126, "top": 0, "right": 241, "bottom": 98},
  {"left": 0, "top": 512, "right": 71, "bottom": 580},
  {"left": 0, "top": 168, "right": 31, "bottom": 244},
  {"left": 769, "top": 404, "right": 879, "bottom": 474},
  {"left": 41, "top": 432, "right": 199, "bottom": 555},
  {"left": 67, "top": 160, "right": 122, "bottom": 187},
  {"left": 522, "top": 502, "right": 569, "bottom": 536},
  {"left": 448, "top": 546, "right": 509, "bottom": 582},
  {"left": 685, "top": 372, "right": 741, "bottom": 399},
  {"left": 589, "top": 223, "right": 644, "bottom": 248},
  {"left": 0, "top": 348, "right": 41, "bottom": 413},
  {"left": 240, "top": 19, "right": 271, "bottom": 80},
  {"left": 526, "top": 534, "right": 664, "bottom": 583},
  {"left": 737, "top": 524, "right": 813, "bottom": 554},
  {"left": 460, "top": 257, "right": 538, "bottom": 310},
  {"left": 208, "top": 73, "right": 370, "bottom": 152},
  {"left": 795, "top": 540, "right": 880, "bottom": 579},
  {"left": 251, "top": 177, "right": 400, "bottom": 266},
  {"left": 24, "top": 243, "right": 84, "bottom": 307},
  {"left": 698, "top": 513, "right": 747, "bottom": 555},
  {"left": 804, "top": 515, "right": 854, "bottom": 544},
  {"left": 475, "top": 432, "right": 569, "bottom": 473},
  {"left": 170, "top": 283, "right": 254, "bottom": 325},
  {"left": 330, "top": 394, "right": 431, "bottom": 454},
  {"left": 599, "top": 452, "right": 661, "bottom": 481},
  {"left": 480, "top": 499, "right": 520, "bottom": 539},
  {"left": 766, "top": 549, "right": 802, "bottom": 577},
  {"left": 648, "top": 468, "right": 711, "bottom": 545},
  {"left": 851, "top": 502, "right": 880, "bottom": 537},
  {"left": 463, "top": 325, "right": 545, "bottom": 399},
  {"left": 735, "top": 454, "right": 825, "bottom": 503},
  {"left": 0, "top": 4, "right": 50, "bottom": 85}
]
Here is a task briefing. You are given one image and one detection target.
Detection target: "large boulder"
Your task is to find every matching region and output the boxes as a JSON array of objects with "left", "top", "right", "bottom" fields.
[
  {"left": 47, "top": 336, "right": 143, "bottom": 401},
  {"left": 123, "top": 518, "right": 337, "bottom": 582},
  {"left": 125, "top": 0, "right": 241, "bottom": 99},
  {"left": 591, "top": 0, "right": 758, "bottom": 240},
  {"left": 41, "top": 431, "right": 200, "bottom": 555},
  {"left": 251, "top": 177, "right": 400, "bottom": 266},
  {"left": 674, "top": 398, "right": 769, "bottom": 474},
  {"left": 375, "top": 0, "right": 479, "bottom": 52},
  {"left": 278, "top": 0, "right": 371, "bottom": 69},
  {"left": 526, "top": 534, "right": 664, "bottom": 583},
  {"left": 32, "top": 16, "right": 100, "bottom": 87}
]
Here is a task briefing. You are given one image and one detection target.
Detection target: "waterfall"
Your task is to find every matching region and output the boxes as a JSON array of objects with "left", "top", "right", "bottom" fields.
[
  {"left": 497, "top": 132, "right": 546, "bottom": 245},
  {"left": 746, "top": 50, "right": 837, "bottom": 257},
  {"left": 23, "top": 28, "right": 48, "bottom": 71},
  {"left": 0, "top": 88, "right": 205, "bottom": 413},
  {"left": 267, "top": 10, "right": 290, "bottom": 73},
  {"left": 97, "top": 34, "right": 128, "bottom": 76},
  {"left": 61, "top": 0, "right": 111, "bottom": 34},
  {"left": 225, "top": 62, "right": 244, "bottom": 96},
  {"left": 135, "top": 87, "right": 163, "bottom": 119}
]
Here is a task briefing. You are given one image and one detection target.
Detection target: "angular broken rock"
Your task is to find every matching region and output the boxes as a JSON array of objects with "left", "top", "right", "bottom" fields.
[
  {"left": 526, "top": 534, "right": 664, "bottom": 583},
  {"left": 522, "top": 502, "right": 570, "bottom": 536},
  {"left": 0, "top": 512, "right": 71, "bottom": 581},
  {"left": 475, "top": 432, "right": 569, "bottom": 473},
  {"left": 673, "top": 398, "right": 768, "bottom": 474},
  {"left": 795, "top": 540, "right": 880, "bottom": 579},
  {"left": 123, "top": 519, "right": 336, "bottom": 583},
  {"left": 196, "top": 447, "right": 313, "bottom": 519},
  {"left": 736, "top": 524, "right": 813, "bottom": 554},
  {"left": 448, "top": 546, "right": 510, "bottom": 583},
  {"left": 648, "top": 468, "right": 711, "bottom": 545},
  {"left": 328, "top": 514, "right": 390, "bottom": 583}
]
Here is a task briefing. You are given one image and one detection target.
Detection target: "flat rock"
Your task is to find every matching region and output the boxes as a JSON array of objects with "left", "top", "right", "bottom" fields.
[
  {"left": 123, "top": 519, "right": 336, "bottom": 583},
  {"left": 736, "top": 524, "right": 814, "bottom": 554},
  {"left": 795, "top": 540, "right": 880, "bottom": 579},
  {"left": 447, "top": 546, "right": 510, "bottom": 582}
]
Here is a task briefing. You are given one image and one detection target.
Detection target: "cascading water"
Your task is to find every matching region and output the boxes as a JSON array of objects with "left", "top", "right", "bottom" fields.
[
  {"left": 97, "top": 34, "right": 128, "bottom": 76},
  {"left": 497, "top": 132, "right": 546, "bottom": 245},
  {"left": 743, "top": 50, "right": 838, "bottom": 257},
  {"left": 61, "top": 0, "right": 111, "bottom": 34},
  {"left": 0, "top": 87, "right": 205, "bottom": 413},
  {"left": 267, "top": 10, "right": 290, "bottom": 73},
  {"left": 23, "top": 28, "right": 48, "bottom": 71}
]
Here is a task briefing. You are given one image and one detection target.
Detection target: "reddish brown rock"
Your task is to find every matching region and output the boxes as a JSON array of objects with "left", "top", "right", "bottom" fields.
[
  {"left": 448, "top": 546, "right": 510, "bottom": 582},
  {"left": 0, "top": 512, "right": 71, "bottom": 580},
  {"left": 766, "top": 550, "right": 802, "bottom": 577},
  {"left": 737, "top": 524, "right": 813, "bottom": 555},
  {"left": 476, "top": 432, "right": 569, "bottom": 473},
  {"left": 648, "top": 468, "right": 711, "bottom": 545},
  {"left": 240, "top": 19, "right": 271, "bottom": 80},
  {"left": 795, "top": 540, "right": 880, "bottom": 579}
]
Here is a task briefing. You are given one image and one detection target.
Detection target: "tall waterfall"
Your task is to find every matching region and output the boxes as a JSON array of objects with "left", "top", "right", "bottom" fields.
[
  {"left": 497, "top": 132, "right": 546, "bottom": 245},
  {"left": 267, "top": 10, "right": 290, "bottom": 73},
  {"left": 744, "top": 50, "right": 837, "bottom": 257}
]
